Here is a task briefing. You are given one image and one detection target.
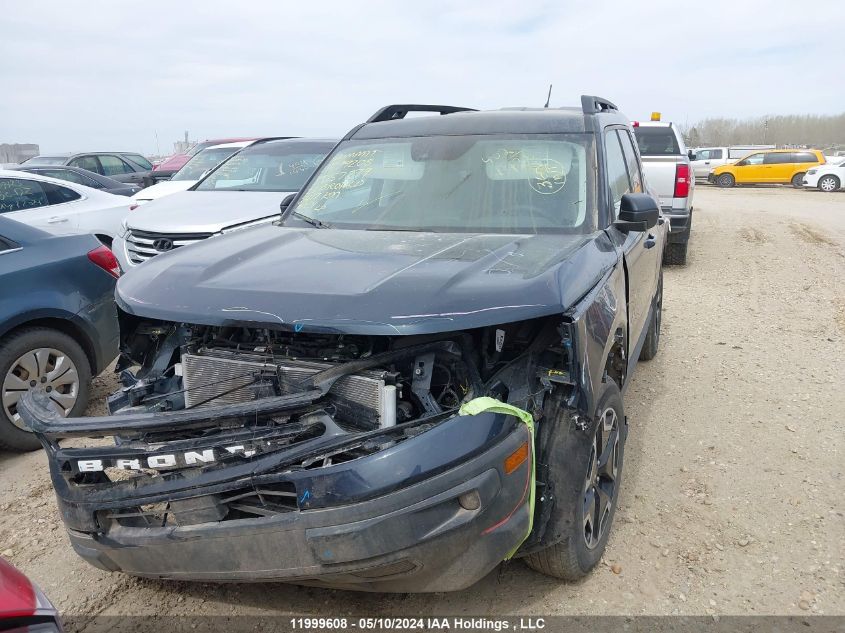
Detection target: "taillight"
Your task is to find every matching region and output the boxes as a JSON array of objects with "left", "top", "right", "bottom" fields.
[
  {"left": 632, "top": 121, "right": 640, "bottom": 127},
  {"left": 88, "top": 245, "right": 121, "bottom": 278},
  {"left": 674, "top": 163, "right": 690, "bottom": 198}
]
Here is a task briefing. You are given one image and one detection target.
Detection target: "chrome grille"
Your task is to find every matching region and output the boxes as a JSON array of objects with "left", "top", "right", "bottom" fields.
[
  {"left": 124, "top": 229, "right": 214, "bottom": 265},
  {"left": 181, "top": 353, "right": 387, "bottom": 422}
]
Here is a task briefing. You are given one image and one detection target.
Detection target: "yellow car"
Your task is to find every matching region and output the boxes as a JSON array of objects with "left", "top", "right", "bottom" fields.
[{"left": 710, "top": 149, "right": 825, "bottom": 188}]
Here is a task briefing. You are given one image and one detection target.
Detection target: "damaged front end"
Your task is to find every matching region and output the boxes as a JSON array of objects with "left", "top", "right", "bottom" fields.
[
  {"left": 20, "top": 304, "right": 612, "bottom": 591},
  {"left": 19, "top": 314, "right": 590, "bottom": 592}
]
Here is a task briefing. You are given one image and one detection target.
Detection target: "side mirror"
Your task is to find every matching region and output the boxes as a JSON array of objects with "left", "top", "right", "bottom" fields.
[
  {"left": 615, "top": 193, "right": 659, "bottom": 232},
  {"left": 735, "top": 160, "right": 747, "bottom": 166},
  {"left": 279, "top": 193, "right": 296, "bottom": 213},
  {"left": 688, "top": 150, "right": 696, "bottom": 160}
]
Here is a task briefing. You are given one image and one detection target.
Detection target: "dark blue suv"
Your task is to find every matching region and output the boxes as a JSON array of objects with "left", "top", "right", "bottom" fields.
[{"left": 0, "top": 217, "right": 119, "bottom": 451}]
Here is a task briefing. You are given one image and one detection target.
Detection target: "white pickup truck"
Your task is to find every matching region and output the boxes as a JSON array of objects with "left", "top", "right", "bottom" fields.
[
  {"left": 633, "top": 121, "right": 694, "bottom": 265},
  {"left": 689, "top": 145, "right": 775, "bottom": 180}
]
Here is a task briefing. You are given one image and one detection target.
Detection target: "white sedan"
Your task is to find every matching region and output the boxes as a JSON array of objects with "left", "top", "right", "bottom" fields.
[
  {"left": 803, "top": 160, "right": 845, "bottom": 192},
  {"left": 0, "top": 169, "right": 129, "bottom": 245},
  {"left": 129, "top": 141, "right": 253, "bottom": 206}
]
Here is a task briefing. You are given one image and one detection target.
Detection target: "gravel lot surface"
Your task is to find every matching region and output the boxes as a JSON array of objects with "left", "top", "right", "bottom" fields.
[{"left": 1, "top": 185, "right": 842, "bottom": 621}]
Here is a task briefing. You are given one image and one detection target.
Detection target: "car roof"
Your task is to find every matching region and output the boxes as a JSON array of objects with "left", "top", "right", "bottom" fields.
[
  {"left": 205, "top": 141, "right": 256, "bottom": 150},
  {"left": 30, "top": 151, "right": 146, "bottom": 159},
  {"left": 350, "top": 106, "right": 630, "bottom": 139},
  {"left": 12, "top": 164, "right": 126, "bottom": 184},
  {"left": 248, "top": 137, "right": 339, "bottom": 147},
  {"left": 754, "top": 148, "right": 821, "bottom": 153},
  {"left": 200, "top": 137, "right": 257, "bottom": 143},
  {"left": 632, "top": 121, "right": 675, "bottom": 128},
  {"left": 0, "top": 167, "right": 108, "bottom": 193}
]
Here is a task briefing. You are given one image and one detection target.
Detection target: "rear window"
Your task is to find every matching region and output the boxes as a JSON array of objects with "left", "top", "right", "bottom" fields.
[{"left": 633, "top": 127, "right": 681, "bottom": 156}]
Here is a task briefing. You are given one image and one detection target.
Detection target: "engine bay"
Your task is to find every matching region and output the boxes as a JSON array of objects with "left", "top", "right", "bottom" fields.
[{"left": 111, "top": 315, "right": 571, "bottom": 432}]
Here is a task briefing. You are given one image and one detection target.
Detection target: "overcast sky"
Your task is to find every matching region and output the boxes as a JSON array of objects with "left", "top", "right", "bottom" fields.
[{"left": 1, "top": 0, "right": 841, "bottom": 155}]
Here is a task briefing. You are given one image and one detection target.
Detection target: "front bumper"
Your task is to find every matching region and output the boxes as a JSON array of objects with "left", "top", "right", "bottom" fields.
[
  {"left": 19, "top": 392, "right": 531, "bottom": 592},
  {"left": 802, "top": 173, "right": 821, "bottom": 188}
]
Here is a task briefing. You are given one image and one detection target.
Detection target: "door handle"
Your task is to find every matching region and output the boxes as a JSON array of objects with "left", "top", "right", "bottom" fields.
[
  {"left": 645, "top": 234, "right": 656, "bottom": 249},
  {"left": 47, "top": 217, "right": 68, "bottom": 224},
  {"left": 704, "top": 161, "right": 710, "bottom": 165}
]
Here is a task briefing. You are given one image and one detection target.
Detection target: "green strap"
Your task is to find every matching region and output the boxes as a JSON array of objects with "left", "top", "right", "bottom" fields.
[{"left": 458, "top": 397, "right": 535, "bottom": 559}]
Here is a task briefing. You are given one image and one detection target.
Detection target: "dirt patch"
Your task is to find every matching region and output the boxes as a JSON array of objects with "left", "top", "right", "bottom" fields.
[
  {"left": 789, "top": 222, "right": 839, "bottom": 247},
  {"left": 738, "top": 227, "right": 769, "bottom": 244}
]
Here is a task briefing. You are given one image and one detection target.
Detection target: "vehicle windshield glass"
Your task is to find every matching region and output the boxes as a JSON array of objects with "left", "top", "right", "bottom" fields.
[
  {"left": 195, "top": 142, "right": 331, "bottom": 192},
  {"left": 633, "top": 127, "right": 680, "bottom": 156},
  {"left": 287, "top": 134, "right": 596, "bottom": 234},
  {"left": 24, "top": 156, "right": 66, "bottom": 166},
  {"left": 172, "top": 146, "right": 241, "bottom": 181}
]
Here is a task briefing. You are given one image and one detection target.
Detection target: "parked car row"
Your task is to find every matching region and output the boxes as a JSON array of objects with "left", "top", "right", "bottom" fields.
[
  {"left": 708, "top": 149, "right": 826, "bottom": 188},
  {"left": 115, "top": 137, "right": 335, "bottom": 268},
  {"left": 129, "top": 140, "right": 256, "bottom": 205},
  {"left": 14, "top": 96, "right": 669, "bottom": 594},
  {"left": 688, "top": 146, "right": 841, "bottom": 191},
  {"left": 22, "top": 151, "right": 157, "bottom": 187},
  {"left": 10, "top": 164, "right": 141, "bottom": 196}
]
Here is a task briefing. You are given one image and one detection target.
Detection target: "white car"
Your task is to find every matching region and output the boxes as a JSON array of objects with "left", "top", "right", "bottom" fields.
[
  {"left": 803, "top": 161, "right": 845, "bottom": 192},
  {"left": 129, "top": 141, "right": 254, "bottom": 206},
  {"left": 0, "top": 169, "right": 128, "bottom": 245},
  {"left": 113, "top": 138, "right": 336, "bottom": 270}
]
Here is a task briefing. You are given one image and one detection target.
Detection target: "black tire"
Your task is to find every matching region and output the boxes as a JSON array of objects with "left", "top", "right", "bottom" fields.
[
  {"left": 524, "top": 382, "right": 626, "bottom": 581},
  {"left": 818, "top": 175, "right": 840, "bottom": 193},
  {"left": 662, "top": 241, "right": 687, "bottom": 265},
  {"left": 0, "top": 328, "right": 91, "bottom": 452},
  {"left": 639, "top": 270, "right": 662, "bottom": 361},
  {"left": 791, "top": 173, "right": 805, "bottom": 188},
  {"left": 716, "top": 173, "right": 735, "bottom": 188}
]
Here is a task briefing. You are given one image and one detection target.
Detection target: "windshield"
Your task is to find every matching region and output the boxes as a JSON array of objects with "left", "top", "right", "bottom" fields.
[
  {"left": 633, "top": 127, "right": 681, "bottom": 156},
  {"left": 287, "top": 134, "right": 595, "bottom": 234},
  {"left": 24, "top": 156, "right": 66, "bottom": 166},
  {"left": 195, "top": 141, "right": 331, "bottom": 192},
  {"left": 172, "top": 146, "right": 241, "bottom": 181}
]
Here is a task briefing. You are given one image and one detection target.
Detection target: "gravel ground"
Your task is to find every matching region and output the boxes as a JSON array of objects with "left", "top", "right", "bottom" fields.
[{"left": 0, "top": 185, "right": 843, "bottom": 620}]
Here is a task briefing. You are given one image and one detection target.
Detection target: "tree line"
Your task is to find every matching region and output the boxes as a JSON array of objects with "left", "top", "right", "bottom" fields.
[{"left": 679, "top": 113, "right": 845, "bottom": 150}]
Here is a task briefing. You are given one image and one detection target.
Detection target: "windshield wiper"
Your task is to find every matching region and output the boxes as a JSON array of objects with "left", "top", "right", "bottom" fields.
[{"left": 292, "top": 211, "right": 332, "bottom": 229}]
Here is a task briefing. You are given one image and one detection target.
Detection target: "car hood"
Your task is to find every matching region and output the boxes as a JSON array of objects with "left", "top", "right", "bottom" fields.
[
  {"left": 116, "top": 225, "right": 618, "bottom": 335},
  {"left": 131, "top": 179, "right": 195, "bottom": 202},
  {"left": 126, "top": 191, "right": 290, "bottom": 234}
]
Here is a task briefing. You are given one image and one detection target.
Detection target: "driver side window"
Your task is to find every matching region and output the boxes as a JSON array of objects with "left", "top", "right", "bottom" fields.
[{"left": 604, "top": 130, "right": 631, "bottom": 218}]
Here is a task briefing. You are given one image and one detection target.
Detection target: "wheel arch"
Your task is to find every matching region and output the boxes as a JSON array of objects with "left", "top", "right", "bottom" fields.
[{"left": 0, "top": 313, "right": 98, "bottom": 374}]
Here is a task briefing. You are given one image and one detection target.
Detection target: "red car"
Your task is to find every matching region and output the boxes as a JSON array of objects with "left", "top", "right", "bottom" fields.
[
  {"left": 153, "top": 138, "right": 257, "bottom": 173},
  {"left": 0, "top": 557, "right": 62, "bottom": 631}
]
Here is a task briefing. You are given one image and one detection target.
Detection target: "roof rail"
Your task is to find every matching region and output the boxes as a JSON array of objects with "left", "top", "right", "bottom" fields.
[
  {"left": 580, "top": 95, "right": 618, "bottom": 115},
  {"left": 367, "top": 104, "right": 477, "bottom": 123}
]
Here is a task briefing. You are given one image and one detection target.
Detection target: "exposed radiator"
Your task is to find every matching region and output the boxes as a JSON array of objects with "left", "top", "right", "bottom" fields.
[{"left": 181, "top": 352, "right": 389, "bottom": 424}]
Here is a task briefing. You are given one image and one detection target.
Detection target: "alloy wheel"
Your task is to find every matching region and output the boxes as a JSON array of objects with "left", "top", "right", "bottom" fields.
[
  {"left": 820, "top": 176, "right": 838, "bottom": 192},
  {"left": 2, "top": 348, "right": 80, "bottom": 430},
  {"left": 582, "top": 406, "right": 621, "bottom": 549}
]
